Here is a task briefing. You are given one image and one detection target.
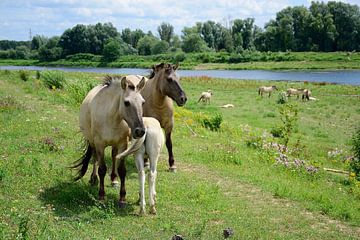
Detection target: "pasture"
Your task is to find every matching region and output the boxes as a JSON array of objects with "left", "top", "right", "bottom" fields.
[{"left": 0, "top": 70, "right": 359, "bottom": 239}]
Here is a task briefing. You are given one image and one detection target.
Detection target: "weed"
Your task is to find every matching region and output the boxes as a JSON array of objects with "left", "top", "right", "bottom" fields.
[
  {"left": 41, "top": 70, "right": 66, "bottom": 89},
  {"left": 19, "top": 70, "right": 29, "bottom": 82},
  {"left": 200, "top": 113, "right": 223, "bottom": 131},
  {"left": 17, "top": 215, "right": 29, "bottom": 240},
  {"left": 275, "top": 104, "right": 299, "bottom": 147},
  {"left": 64, "top": 79, "right": 97, "bottom": 106},
  {"left": 350, "top": 128, "right": 360, "bottom": 180},
  {"left": 0, "top": 95, "right": 22, "bottom": 111},
  {"left": 35, "top": 70, "right": 41, "bottom": 80},
  {"left": 277, "top": 91, "right": 288, "bottom": 104}
]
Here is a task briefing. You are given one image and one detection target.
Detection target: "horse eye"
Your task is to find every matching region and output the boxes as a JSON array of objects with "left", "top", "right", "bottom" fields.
[{"left": 124, "top": 101, "right": 130, "bottom": 107}]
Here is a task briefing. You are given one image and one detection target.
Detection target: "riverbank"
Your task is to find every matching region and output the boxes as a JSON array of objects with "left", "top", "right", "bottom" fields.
[{"left": 1, "top": 51, "right": 360, "bottom": 70}]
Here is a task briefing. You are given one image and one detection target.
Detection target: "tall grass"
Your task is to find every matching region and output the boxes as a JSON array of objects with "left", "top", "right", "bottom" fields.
[{"left": 41, "top": 70, "right": 66, "bottom": 89}]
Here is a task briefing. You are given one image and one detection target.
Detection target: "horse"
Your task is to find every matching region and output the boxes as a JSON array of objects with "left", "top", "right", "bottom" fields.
[
  {"left": 115, "top": 117, "right": 164, "bottom": 215},
  {"left": 302, "top": 89, "right": 312, "bottom": 101},
  {"left": 72, "top": 75, "right": 146, "bottom": 204},
  {"left": 135, "top": 63, "right": 187, "bottom": 172},
  {"left": 286, "top": 88, "right": 304, "bottom": 99},
  {"left": 198, "top": 90, "right": 213, "bottom": 104},
  {"left": 258, "top": 86, "right": 278, "bottom": 97}
]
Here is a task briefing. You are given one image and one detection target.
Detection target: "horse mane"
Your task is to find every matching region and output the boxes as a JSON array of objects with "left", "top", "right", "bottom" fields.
[{"left": 103, "top": 75, "right": 114, "bottom": 87}]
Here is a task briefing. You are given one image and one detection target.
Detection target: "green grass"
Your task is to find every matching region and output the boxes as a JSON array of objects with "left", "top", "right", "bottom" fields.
[{"left": 1, "top": 70, "right": 360, "bottom": 239}]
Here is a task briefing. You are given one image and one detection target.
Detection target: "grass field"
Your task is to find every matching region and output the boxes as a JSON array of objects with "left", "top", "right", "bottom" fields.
[{"left": 0, "top": 70, "right": 360, "bottom": 239}]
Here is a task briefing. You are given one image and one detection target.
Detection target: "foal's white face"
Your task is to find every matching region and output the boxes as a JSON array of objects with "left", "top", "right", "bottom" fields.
[{"left": 120, "top": 77, "right": 146, "bottom": 139}]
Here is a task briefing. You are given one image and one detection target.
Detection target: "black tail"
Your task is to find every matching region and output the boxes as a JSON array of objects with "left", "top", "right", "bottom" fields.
[{"left": 71, "top": 142, "right": 93, "bottom": 181}]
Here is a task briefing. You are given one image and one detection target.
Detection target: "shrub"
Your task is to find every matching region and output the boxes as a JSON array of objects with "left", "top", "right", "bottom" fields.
[
  {"left": 41, "top": 70, "right": 66, "bottom": 89},
  {"left": 272, "top": 104, "right": 299, "bottom": 147},
  {"left": 350, "top": 128, "right": 360, "bottom": 180},
  {"left": 36, "top": 70, "right": 41, "bottom": 79},
  {"left": 200, "top": 113, "right": 223, "bottom": 131},
  {"left": 277, "top": 91, "right": 288, "bottom": 104},
  {"left": 19, "top": 69, "right": 30, "bottom": 81},
  {"left": 65, "top": 79, "right": 97, "bottom": 106}
]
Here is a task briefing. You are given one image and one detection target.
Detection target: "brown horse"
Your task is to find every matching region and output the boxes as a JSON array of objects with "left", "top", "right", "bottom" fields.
[
  {"left": 72, "top": 75, "right": 146, "bottom": 204},
  {"left": 143, "top": 63, "right": 187, "bottom": 171}
]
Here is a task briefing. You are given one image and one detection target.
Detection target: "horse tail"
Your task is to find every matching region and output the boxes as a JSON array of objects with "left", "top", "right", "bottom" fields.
[
  {"left": 258, "top": 88, "right": 261, "bottom": 95},
  {"left": 115, "top": 133, "right": 146, "bottom": 170},
  {"left": 71, "top": 141, "right": 93, "bottom": 181}
]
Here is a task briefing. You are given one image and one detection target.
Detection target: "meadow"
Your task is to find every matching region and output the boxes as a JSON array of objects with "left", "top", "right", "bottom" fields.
[{"left": 0, "top": 70, "right": 360, "bottom": 239}]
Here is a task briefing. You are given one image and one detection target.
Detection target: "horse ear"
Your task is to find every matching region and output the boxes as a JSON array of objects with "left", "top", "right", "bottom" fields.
[
  {"left": 137, "top": 77, "right": 146, "bottom": 91},
  {"left": 173, "top": 64, "right": 179, "bottom": 71},
  {"left": 121, "top": 76, "right": 127, "bottom": 90}
]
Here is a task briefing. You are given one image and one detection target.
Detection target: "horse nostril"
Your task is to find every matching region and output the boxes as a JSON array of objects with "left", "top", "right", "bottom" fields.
[
  {"left": 181, "top": 96, "right": 187, "bottom": 103},
  {"left": 134, "top": 128, "right": 145, "bottom": 138}
]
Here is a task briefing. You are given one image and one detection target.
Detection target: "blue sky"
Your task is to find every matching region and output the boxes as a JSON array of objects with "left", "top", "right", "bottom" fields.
[{"left": 0, "top": 0, "right": 359, "bottom": 40}]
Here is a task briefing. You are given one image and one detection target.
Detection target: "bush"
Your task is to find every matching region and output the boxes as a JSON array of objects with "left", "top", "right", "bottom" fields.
[
  {"left": 277, "top": 91, "right": 288, "bottom": 104},
  {"left": 65, "top": 79, "right": 97, "bottom": 106},
  {"left": 350, "top": 128, "right": 360, "bottom": 180},
  {"left": 41, "top": 70, "right": 66, "bottom": 89},
  {"left": 19, "top": 70, "right": 30, "bottom": 81},
  {"left": 173, "top": 51, "right": 186, "bottom": 62},
  {"left": 200, "top": 113, "right": 223, "bottom": 131}
]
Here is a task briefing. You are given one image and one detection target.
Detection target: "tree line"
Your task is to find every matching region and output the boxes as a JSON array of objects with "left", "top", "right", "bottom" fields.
[{"left": 1, "top": 1, "right": 359, "bottom": 62}]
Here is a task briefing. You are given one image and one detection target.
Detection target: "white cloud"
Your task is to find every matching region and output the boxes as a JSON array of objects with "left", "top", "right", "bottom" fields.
[{"left": 1, "top": 0, "right": 359, "bottom": 40}]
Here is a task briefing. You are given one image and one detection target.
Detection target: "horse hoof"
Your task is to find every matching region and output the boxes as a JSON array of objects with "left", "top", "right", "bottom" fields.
[
  {"left": 139, "top": 209, "right": 146, "bottom": 216},
  {"left": 150, "top": 206, "right": 157, "bottom": 215},
  {"left": 118, "top": 201, "right": 127, "bottom": 208},
  {"left": 111, "top": 181, "right": 120, "bottom": 188},
  {"left": 169, "top": 166, "right": 177, "bottom": 173}
]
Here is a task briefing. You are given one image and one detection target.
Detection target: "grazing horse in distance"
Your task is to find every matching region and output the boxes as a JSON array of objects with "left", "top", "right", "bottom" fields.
[
  {"left": 139, "top": 63, "right": 187, "bottom": 172},
  {"left": 73, "top": 75, "right": 146, "bottom": 205},
  {"left": 116, "top": 117, "right": 164, "bottom": 215},
  {"left": 198, "top": 90, "right": 213, "bottom": 104},
  {"left": 258, "top": 86, "right": 278, "bottom": 97},
  {"left": 286, "top": 88, "right": 305, "bottom": 99},
  {"left": 302, "top": 89, "right": 312, "bottom": 101}
]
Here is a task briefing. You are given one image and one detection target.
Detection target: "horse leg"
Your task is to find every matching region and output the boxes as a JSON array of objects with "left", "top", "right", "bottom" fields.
[
  {"left": 148, "top": 153, "right": 158, "bottom": 215},
  {"left": 135, "top": 152, "right": 146, "bottom": 215},
  {"left": 89, "top": 154, "right": 98, "bottom": 186},
  {"left": 95, "top": 147, "right": 106, "bottom": 201},
  {"left": 165, "top": 129, "right": 176, "bottom": 172},
  {"left": 268, "top": 92, "right": 271, "bottom": 98},
  {"left": 117, "top": 156, "right": 127, "bottom": 208},
  {"left": 110, "top": 146, "right": 120, "bottom": 187}
]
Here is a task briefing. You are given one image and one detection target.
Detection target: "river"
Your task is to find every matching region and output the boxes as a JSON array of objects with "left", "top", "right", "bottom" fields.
[{"left": 1, "top": 65, "right": 360, "bottom": 86}]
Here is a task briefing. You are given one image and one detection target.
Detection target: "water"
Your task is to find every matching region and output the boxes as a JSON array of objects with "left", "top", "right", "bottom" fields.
[{"left": 1, "top": 65, "right": 360, "bottom": 86}]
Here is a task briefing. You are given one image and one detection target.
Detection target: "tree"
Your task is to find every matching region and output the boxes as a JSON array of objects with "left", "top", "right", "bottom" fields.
[
  {"left": 31, "top": 35, "right": 47, "bottom": 50},
  {"left": 151, "top": 40, "right": 169, "bottom": 54},
  {"left": 38, "top": 36, "right": 62, "bottom": 61},
  {"left": 137, "top": 36, "right": 157, "bottom": 55},
  {"left": 328, "top": 1, "right": 360, "bottom": 51},
  {"left": 181, "top": 33, "right": 208, "bottom": 53},
  {"left": 157, "top": 22, "right": 174, "bottom": 43},
  {"left": 308, "top": 2, "right": 337, "bottom": 51},
  {"left": 103, "top": 39, "right": 121, "bottom": 61}
]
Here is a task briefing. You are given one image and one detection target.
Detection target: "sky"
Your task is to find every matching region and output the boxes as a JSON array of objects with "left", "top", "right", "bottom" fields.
[{"left": 0, "top": 0, "right": 359, "bottom": 41}]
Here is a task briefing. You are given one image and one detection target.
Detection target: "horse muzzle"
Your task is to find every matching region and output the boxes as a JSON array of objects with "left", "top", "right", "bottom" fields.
[
  {"left": 176, "top": 94, "right": 187, "bottom": 106},
  {"left": 133, "top": 127, "right": 146, "bottom": 139}
]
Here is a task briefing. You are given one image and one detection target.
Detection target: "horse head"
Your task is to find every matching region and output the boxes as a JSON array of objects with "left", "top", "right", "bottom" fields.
[
  {"left": 120, "top": 76, "right": 146, "bottom": 139},
  {"left": 152, "top": 63, "right": 187, "bottom": 106}
]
